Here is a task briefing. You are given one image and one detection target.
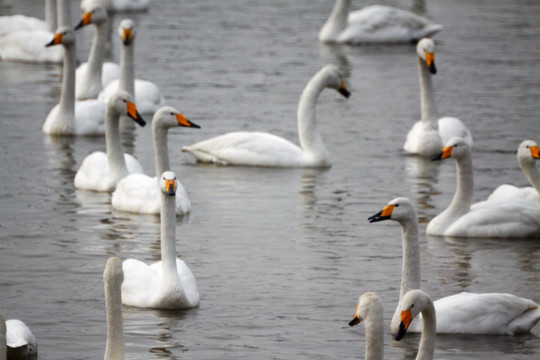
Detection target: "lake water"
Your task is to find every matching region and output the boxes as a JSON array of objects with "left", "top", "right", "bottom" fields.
[{"left": 0, "top": 0, "right": 539, "bottom": 359}]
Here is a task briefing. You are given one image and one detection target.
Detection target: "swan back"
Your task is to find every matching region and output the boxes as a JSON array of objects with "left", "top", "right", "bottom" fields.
[{"left": 104, "top": 257, "right": 124, "bottom": 360}]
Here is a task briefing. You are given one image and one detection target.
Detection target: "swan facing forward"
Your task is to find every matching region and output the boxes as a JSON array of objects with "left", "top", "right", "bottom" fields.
[
  {"left": 182, "top": 65, "right": 350, "bottom": 167},
  {"left": 112, "top": 107, "right": 200, "bottom": 215},
  {"left": 121, "top": 171, "right": 200, "bottom": 309},
  {"left": 368, "top": 197, "right": 540, "bottom": 335},
  {"left": 318, "top": 1, "right": 443, "bottom": 44},
  {"left": 74, "top": 91, "right": 146, "bottom": 192},
  {"left": 427, "top": 137, "right": 540, "bottom": 238},
  {"left": 403, "top": 38, "right": 472, "bottom": 158}
]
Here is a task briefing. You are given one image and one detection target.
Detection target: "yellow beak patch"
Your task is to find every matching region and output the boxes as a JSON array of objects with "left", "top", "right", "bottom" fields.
[
  {"left": 425, "top": 52, "right": 435, "bottom": 67},
  {"left": 530, "top": 145, "right": 539, "bottom": 159},
  {"left": 380, "top": 204, "right": 395, "bottom": 218}
]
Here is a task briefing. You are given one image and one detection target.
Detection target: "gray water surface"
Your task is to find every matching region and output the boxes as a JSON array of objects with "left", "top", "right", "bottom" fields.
[{"left": 1, "top": 0, "right": 539, "bottom": 359}]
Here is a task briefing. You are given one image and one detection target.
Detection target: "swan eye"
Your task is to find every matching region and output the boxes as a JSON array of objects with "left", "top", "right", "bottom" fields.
[
  {"left": 411, "top": 304, "right": 414, "bottom": 308},
  {"left": 170, "top": 112, "right": 175, "bottom": 116},
  {"left": 394, "top": 204, "right": 400, "bottom": 207}
]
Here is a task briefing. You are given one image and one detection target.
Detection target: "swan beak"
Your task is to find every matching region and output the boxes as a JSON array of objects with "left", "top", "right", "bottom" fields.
[
  {"left": 176, "top": 113, "right": 201, "bottom": 129},
  {"left": 431, "top": 145, "right": 453, "bottom": 161},
  {"left": 165, "top": 179, "right": 176, "bottom": 196},
  {"left": 45, "top": 33, "right": 63, "bottom": 47},
  {"left": 348, "top": 316, "right": 362, "bottom": 327},
  {"left": 530, "top": 145, "right": 540, "bottom": 159},
  {"left": 368, "top": 204, "right": 394, "bottom": 223},
  {"left": 425, "top": 52, "right": 437, "bottom": 74},
  {"left": 74, "top": 12, "right": 92, "bottom": 30},
  {"left": 338, "top": 78, "right": 351, "bottom": 98},
  {"left": 122, "top": 28, "right": 132, "bottom": 46},
  {"left": 126, "top": 102, "right": 146, "bottom": 127},
  {"left": 395, "top": 309, "right": 413, "bottom": 341}
]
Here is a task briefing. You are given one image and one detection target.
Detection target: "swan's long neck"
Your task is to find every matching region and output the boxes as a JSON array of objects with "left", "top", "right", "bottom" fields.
[
  {"left": 119, "top": 41, "right": 135, "bottom": 97},
  {"left": 44, "top": 0, "right": 57, "bottom": 32},
  {"left": 400, "top": 218, "right": 421, "bottom": 301},
  {"left": 297, "top": 71, "right": 330, "bottom": 164},
  {"left": 444, "top": 154, "right": 474, "bottom": 222},
  {"left": 160, "top": 189, "right": 179, "bottom": 283},
  {"left": 104, "top": 269, "right": 124, "bottom": 360},
  {"left": 418, "top": 57, "right": 439, "bottom": 129},
  {"left": 56, "top": 0, "right": 70, "bottom": 28},
  {"left": 86, "top": 20, "right": 107, "bottom": 93},
  {"left": 521, "top": 160, "right": 540, "bottom": 196},
  {"left": 0, "top": 312, "right": 6, "bottom": 360},
  {"left": 57, "top": 39, "right": 76, "bottom": 132},
  {"left": 416, "top": 301, "right": 436, "bottom": 360},
  {"left": 364, "top": 310, "right": 384, "bottom": 360},
  {"left": 153, "top": 125, "right": 170, "bottom": 178},
  {"left": 105, "top": 107, "right": 128, "bottom": 186},
  {"left": 319, "top": 0, "right": 350, "bottom": 42}
]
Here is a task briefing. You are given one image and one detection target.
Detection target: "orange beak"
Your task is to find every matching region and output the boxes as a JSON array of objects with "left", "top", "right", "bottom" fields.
[
  {"left": 122, "top": 28, "right": 132, "bottom": 45},
  {"left": 45, "top": 33, "right": 63, "bottom": 47},
  {"left": 530, "top": 145, "right": 539, "bottom": 159},
  {"left": 165, "top": 179, "right": 176, "bottom": 196}
]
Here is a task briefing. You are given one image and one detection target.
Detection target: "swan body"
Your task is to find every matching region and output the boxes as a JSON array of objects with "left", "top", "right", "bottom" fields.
[
  {"left": 182, "top": 65, "right": 350, "bottom": 167},
  {"left": 403, "top": 38, "right": 472, "bottom": 158},
  {"left": 82, "top": 0, "right": 150, "bottom": 12},
  {"left": 318, "top": 2, "right": 442, "bottom": 44},
  {"left": 368, "top": 197, "right": 540, "bottom": 335},
  {"left": 98, "top": 19, "right": 166, "bottom": 114},
  {"left": 348, "top": 292, "right": 384, "bottom": 360},
  {"left": 43, "top": 27, "right": 107, "bottom": 136},
  {"left": 121, "top": 171, "right": 200, "bottom": 309},
  {"left": 103, "top": 257, "right": 125, "bottom": 360},
  {"left": 74, "top": 90, "right": 146, "bottom": 192},
  {"left": 486, "top": 140, "right": 540, "bottom": 202},
  {"left": 427, "top": 137, "right": 540, "bottom": 238},
  {"left": 112, "top": 107, "right": 200, "bottom": 215},
  {"left": 5, "top": 319, "right": 37, "bottom": 359},
  {"left": 74, "top": 4, "right": 120, "bottom": 100}
]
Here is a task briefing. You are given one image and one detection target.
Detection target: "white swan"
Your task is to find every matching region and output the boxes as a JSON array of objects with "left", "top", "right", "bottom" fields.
[
  {"left": 103, "top": 257, "right": 125, "bottom": 360},
  {"left": 318, "top": 1, "right": 443, "bottom": 44},
  {"left": 427, "top": 137, "right": 540, "bottom": 238},
  {"left": 74, "top": 90, "right": 146, "bottom": 191},
  {"left": 74, "top": 3, "right": 120, "bottom": 100},
  {"left": 4, "top": 317, "right": 37, "bottom": 359},
  {"left": 0, "top": 0, "right": 55, "bottom": 35},
  {"left": 82, "top": 0, "right": 150, "bottom": 13},
  {"left": 182, "top": 65, "right": 350, "bottom": 167},
  {"left": 348, "top": 292, "right": 385, "bottom": 360},
  {"left": 121, "top": 171, "right": 200, "bottom": 309},
  {"left": 43, "top": 27, "right": 107, "bottom": 136},
  {"left": 403, "top": 38, "right": 473, "bottom": 158},
  {"left": 112, "top": 106, "right": 200, "bottom": 215},
  {"left": 368, "top": 197, "right": 540, "bottom": 335},
  {"left": 486, "top": 140, "right": 540, "bottom": 202},
  {"left": 98, "top": 19, "right": 166, "bottom": 114}
]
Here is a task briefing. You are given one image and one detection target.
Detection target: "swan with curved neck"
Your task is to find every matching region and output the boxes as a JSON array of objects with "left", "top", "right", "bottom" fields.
[
  {"left": 111, "top": 106, "right": 200, "bottom": 215},
  {"left": 182, "top": 65, "right": 350, "bottom": 167},
  {"left": 103, "top": 257, "right": 124, "bottom": 360},
  {"left": 427, "top": 137, "right": 540, "bottom": 238},
  {"left": 74, "top": 90, "right": 146, "bottom": 192},
  {"left": 43, "top": 27, "right": 107, "bottom": 136},
  {"left": 318, "top": 1, "right": 443, "bottom": 44},
  {"left": 121, "top": 171, "right": 200, "bottom": 309},
  {"left": 99, "top": 19, "right": 166, "bottom": 114},
  {"left": 369, "top": 196, "right": 540, "bottom": 334},
  {"left": 486, "top": 140, "right": 540, "bottom": 202},
  {"left": 403, "top": 38, "right": 472, "bottom": 158},
  {"left": 74, "top": 3, "right": 120, "bottom": 100}
]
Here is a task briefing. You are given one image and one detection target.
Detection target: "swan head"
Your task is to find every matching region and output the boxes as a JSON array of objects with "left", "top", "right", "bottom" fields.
[
  {"left": 119, "top": 19, "right": 135, "bottom": 46},
  {"left": 108, "top": 90, "right": 146, "bottom": 127},
  {"left": 395, "top": 289, "right": 433, "bottom": 341},
  {"left": 75, "top": 3, "right": 107, "bottom": 30},
  {"left": 417, "top": 38, "right": 437, "bottom": 74},
  {"left": 349, "top": 292, "right": 383, "bottom": 327},
  {"left": 368, "top": 197, "right": 416, "bottom": 223},
  {"left": 321, "top": 65, "right": 350, "bottom": 98},
  {"left": 104, "top": 257, "right": 124, "bottom": 288},
  {"left": 431, "top": 137, "right": 470, "bottom": 162},
  {"left": 45, "top": 26, "right": 75, "bottom": 47},
  {"left": 517, "top": 139, "right": 539, "bottom": 166},
  {"left": 153, "top": 106, "right": 201, "bottom": 130},
  {"left": 160, "top": 171, "right": 178, "bottom": 197}
]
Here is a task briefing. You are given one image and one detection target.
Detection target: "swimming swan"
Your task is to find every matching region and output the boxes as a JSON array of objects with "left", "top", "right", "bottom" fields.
[
  {"left": 43, "top": 27, "right": 107, "bottom": 136},
  {"left": 3, "top": 315, "right": 38, "bottom": 359},
  {"left": 74, "top": 3, "right": 120, "bottom": 100},
  {"left": 111, "top": 106, "right": 200, "bottom": 215},
  {"left": 182, "top": 65, "right": 350, "bottom": 167},
  {"left": 0, "top": 0, "right": 55, "bottom": 35},
  {"left": 121, "top": 171, "right": 200, "bottom": 309},
  {"left": 368, "top": 196, "right": 540, "bottom": 335},
  {"left": 486, "top": 140, "right": 540, "bottom": 202},
  {"left": 74, "top": 90, "right": 146, "bottom": 192},
  {"left": 82, "top": 0, "right": 150, "bottom": 12},
  {"left": 318, "top": 1, "right": 443, "bottom": 44},
  {"left": 403, "top": 38, "right": 472, "bottom": 158},
  {"left": 348, "top": 292, "right": 385, "bottom": 360},
  {"left": 99, "top": 19, "right": 166, "bottom": 114},
  {"left": 427, "top": 137, "right": 540, "bottom": 238},
  {"left": 103, "top": 257, "right": 125, "bottom": 360}
]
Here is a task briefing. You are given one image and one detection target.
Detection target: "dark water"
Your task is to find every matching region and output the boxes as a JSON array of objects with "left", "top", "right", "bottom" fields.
[{"left": 0, "top": 0, "right": 539, "bottom": 359}]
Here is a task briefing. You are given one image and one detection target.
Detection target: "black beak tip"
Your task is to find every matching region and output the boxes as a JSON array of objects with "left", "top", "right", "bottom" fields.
[
  {"left": 188, "top": 120, "right": 201, "bottom": 129},
  {"left": 167, "top": 188, "right": 176, "bottom": 196},
  {"left": 339, "top": 88, "right": 351, "bottom": 98},
  {"left": 45, "top": 40, "right": 54, "bottom": 47},
  {"left": 123, "top": 38, "right": 131, "bottom": 46},
  {"left": 431, "top": 152, "right": 443, "bottom": 161},
  {"left": 429, "top": 62, "right": 437, "bottom": 74},
  {"left": 395, "top": 323, "right": 407, "bottom": 341},
  {"left": 74, "top": 21, "right": 84, "bottom": 31}
]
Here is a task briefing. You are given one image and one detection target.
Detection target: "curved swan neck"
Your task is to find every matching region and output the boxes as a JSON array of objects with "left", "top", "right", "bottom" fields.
[
  {"left": 418, "top": 57, "right": 439, "bottom": 128},
  {"left": 86, "top": 20, "right": 108, "bottom": 89},
  {"left": 153, "top": 124, "right": 170, "bottom": 178},
  {"left": 319, "top": 0, "right": 350, "bottom": 41},
  {"left": 297, "top": 70, "right": 331, "bottom": 163},
  {"left": 104, "top": 268, "right": 124, "bottom": 359},
  {"left": 45, "top": 0, "right": 57, "bottom": 32},
  {"left": 364, "top": 311, "right": 384, "bottom": 360},
  {"left": 417, "top": 301, "right": 436, "bottom": 360},
  {"left": 0, "top": 312, "right": 6, "bottom": 360},
  {"left": 119, "top": 40, "right": 135, "bottom": 97},
  {"left": 56, "top": 0, "right": 71, "bottom": 28},
  {"left": 521, "top": 161, "right": 540, "bottom": 195},
  {"left": 105, "top": 107, "right": 128, "bottom": 183},
  {"left": 160, "top": 189, "right": 178, "bottom": 276},
  {"left": 399, "top": 218, "right": 421, "bottom": 301}
]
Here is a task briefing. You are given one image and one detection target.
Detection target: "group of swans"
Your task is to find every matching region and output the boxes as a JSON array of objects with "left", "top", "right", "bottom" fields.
[{"left": 0, "top": 312, "right": 38, "bottom": 360}]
